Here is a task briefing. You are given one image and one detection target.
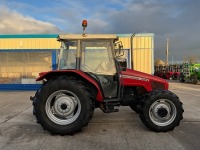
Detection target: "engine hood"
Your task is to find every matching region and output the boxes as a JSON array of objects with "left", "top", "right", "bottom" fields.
[
  {"left": 121, "top": 69, "right": 168, "bottom": 90},
  {"left": 123, "top": 69, "right": 165, "bottom": 81}
]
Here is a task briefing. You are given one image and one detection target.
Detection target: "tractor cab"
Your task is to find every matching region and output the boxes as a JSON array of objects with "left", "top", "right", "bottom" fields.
[{"left": 57, "top": 34, "right": 122, "bottom": 99}]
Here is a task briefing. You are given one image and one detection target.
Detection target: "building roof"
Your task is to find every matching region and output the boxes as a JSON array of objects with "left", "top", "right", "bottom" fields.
[
  {"left": 0, "top": 33, "right": 154, "bottom": 39},
  {"left": 0, "top": 34, "right": 58, "bottom": 38}
]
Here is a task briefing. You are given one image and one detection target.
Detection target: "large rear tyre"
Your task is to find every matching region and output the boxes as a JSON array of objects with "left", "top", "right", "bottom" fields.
[
  {"left": 34, "top": 76, "right": 94, "bottom": 135},
  {"left": 139, "top": 90, "right": 184, "bottom": 132},
  {"left": 32, "top": 86, "right": 42, "bottom": 116}
]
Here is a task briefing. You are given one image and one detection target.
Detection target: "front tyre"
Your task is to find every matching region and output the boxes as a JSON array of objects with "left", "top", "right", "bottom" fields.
[
  {"left": 129, "top": 96, "right": 143, "bottom": 114},
  {"left": 139, "top": 90, "right": 184, "bottom": 132},
  {"left": 35, "top": 76, "right": 94, "bottom": 135}
]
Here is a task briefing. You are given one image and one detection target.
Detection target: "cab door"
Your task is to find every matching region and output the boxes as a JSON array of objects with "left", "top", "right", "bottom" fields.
[{"left": 80, "top": 40, "right": 119, "bottom": 98}]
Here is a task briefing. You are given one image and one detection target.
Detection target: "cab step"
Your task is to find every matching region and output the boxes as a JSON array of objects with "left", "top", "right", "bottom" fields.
[{"left": 100, "top": 99, "right": 120, "bottom": 113}]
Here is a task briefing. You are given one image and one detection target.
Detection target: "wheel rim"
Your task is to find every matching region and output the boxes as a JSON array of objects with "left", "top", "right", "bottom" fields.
[
  {"left": 45, "top": 90, "right": 81, "bottom": 125},
  {"left": 149, "top": 99, "right": 177, "bottom": 126}
]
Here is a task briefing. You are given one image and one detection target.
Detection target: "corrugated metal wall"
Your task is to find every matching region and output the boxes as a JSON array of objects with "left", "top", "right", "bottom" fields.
[
  {"left": 133, "top": 34, "right": 154, "bottom": 74},
  {"left": 0, "top": 38, "right": 60, "bottom": 49},
  {"left": 118, "top": 33, "right": 154, "bottom": 74}
]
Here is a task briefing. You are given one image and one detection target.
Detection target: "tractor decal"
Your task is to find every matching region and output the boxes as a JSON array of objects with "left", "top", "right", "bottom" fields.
[{"left": 122, "top": 75, "right": 149, "bottom": 82}]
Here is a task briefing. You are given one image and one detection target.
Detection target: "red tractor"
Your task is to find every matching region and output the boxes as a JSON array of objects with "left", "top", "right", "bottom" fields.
[
  {"left": 31, "top": 25, "right": 183, "bottom": 135},
  {"left": 154, "top": 65, "right": 180, "bottom": 80}
]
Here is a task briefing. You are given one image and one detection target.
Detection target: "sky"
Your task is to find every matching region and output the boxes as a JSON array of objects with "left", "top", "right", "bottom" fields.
[{"left": 0, "top": 0, "right": 199, "bottom": 63}]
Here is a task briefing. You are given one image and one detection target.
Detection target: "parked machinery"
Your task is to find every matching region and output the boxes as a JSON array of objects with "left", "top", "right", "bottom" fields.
[
  {"left": 179, "top": 63, "right": 200, "bottom": 84},
  {"left": 171, "top": 64, "right": 181, "bottom": 80},
  {"left": 154, "top": 65, "right": 180, "bottom": 80}
]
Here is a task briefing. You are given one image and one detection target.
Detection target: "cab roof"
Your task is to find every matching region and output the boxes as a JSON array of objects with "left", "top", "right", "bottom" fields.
[{"left": 57, "top": 34, "right": 118, "bottom": 41}]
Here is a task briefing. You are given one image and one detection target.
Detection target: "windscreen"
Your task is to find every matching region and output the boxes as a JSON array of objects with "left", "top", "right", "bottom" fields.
[{"left": 58, "top": 41, "right": 77, "bottom": 70}]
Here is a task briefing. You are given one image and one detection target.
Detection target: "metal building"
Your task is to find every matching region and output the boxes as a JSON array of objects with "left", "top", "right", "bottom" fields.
[
  {"left": 0, "top": 33, "right": 154, "bottom": 90},
  {"left": 118, "top": 33, "right": 154, "bottom": 74}
]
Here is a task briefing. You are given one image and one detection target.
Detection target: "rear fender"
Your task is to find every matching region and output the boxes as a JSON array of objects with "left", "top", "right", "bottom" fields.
[{"left": 36, "top": 70, "right": 103, "bottom": 102}]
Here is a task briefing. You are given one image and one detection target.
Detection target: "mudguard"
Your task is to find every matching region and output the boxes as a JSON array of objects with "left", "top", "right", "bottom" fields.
[{"left": 36, "top": 70, "right": 104, "bottom": 101}]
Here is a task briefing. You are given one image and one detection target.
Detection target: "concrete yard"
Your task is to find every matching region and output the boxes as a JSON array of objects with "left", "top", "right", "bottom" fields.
[{"left": 0, "top": 81, "right": 200, "bottom": 150}]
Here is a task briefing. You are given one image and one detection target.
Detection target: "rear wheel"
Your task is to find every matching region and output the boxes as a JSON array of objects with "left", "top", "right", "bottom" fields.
[
  {"left": 32, "top": 87, "right": 42, "bottom": 116},
  {"left": 139, "top": 90, "right": 184, "bottom": 132},
  {"left": 34, "top": 76, "right": 94, "bottom": 135},
  {"left": 172, "top": 74, "right": 178, "bottom": 80}
]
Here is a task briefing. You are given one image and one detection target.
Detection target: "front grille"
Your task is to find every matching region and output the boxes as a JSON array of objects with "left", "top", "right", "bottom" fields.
[{"left": 151, "top": 81, "right": 165, "bottom": 90}]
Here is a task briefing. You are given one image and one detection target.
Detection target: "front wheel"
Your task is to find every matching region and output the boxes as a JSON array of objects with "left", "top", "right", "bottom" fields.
[{"left": 139, "top": 90, "right": 184, "bottom": 132}]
